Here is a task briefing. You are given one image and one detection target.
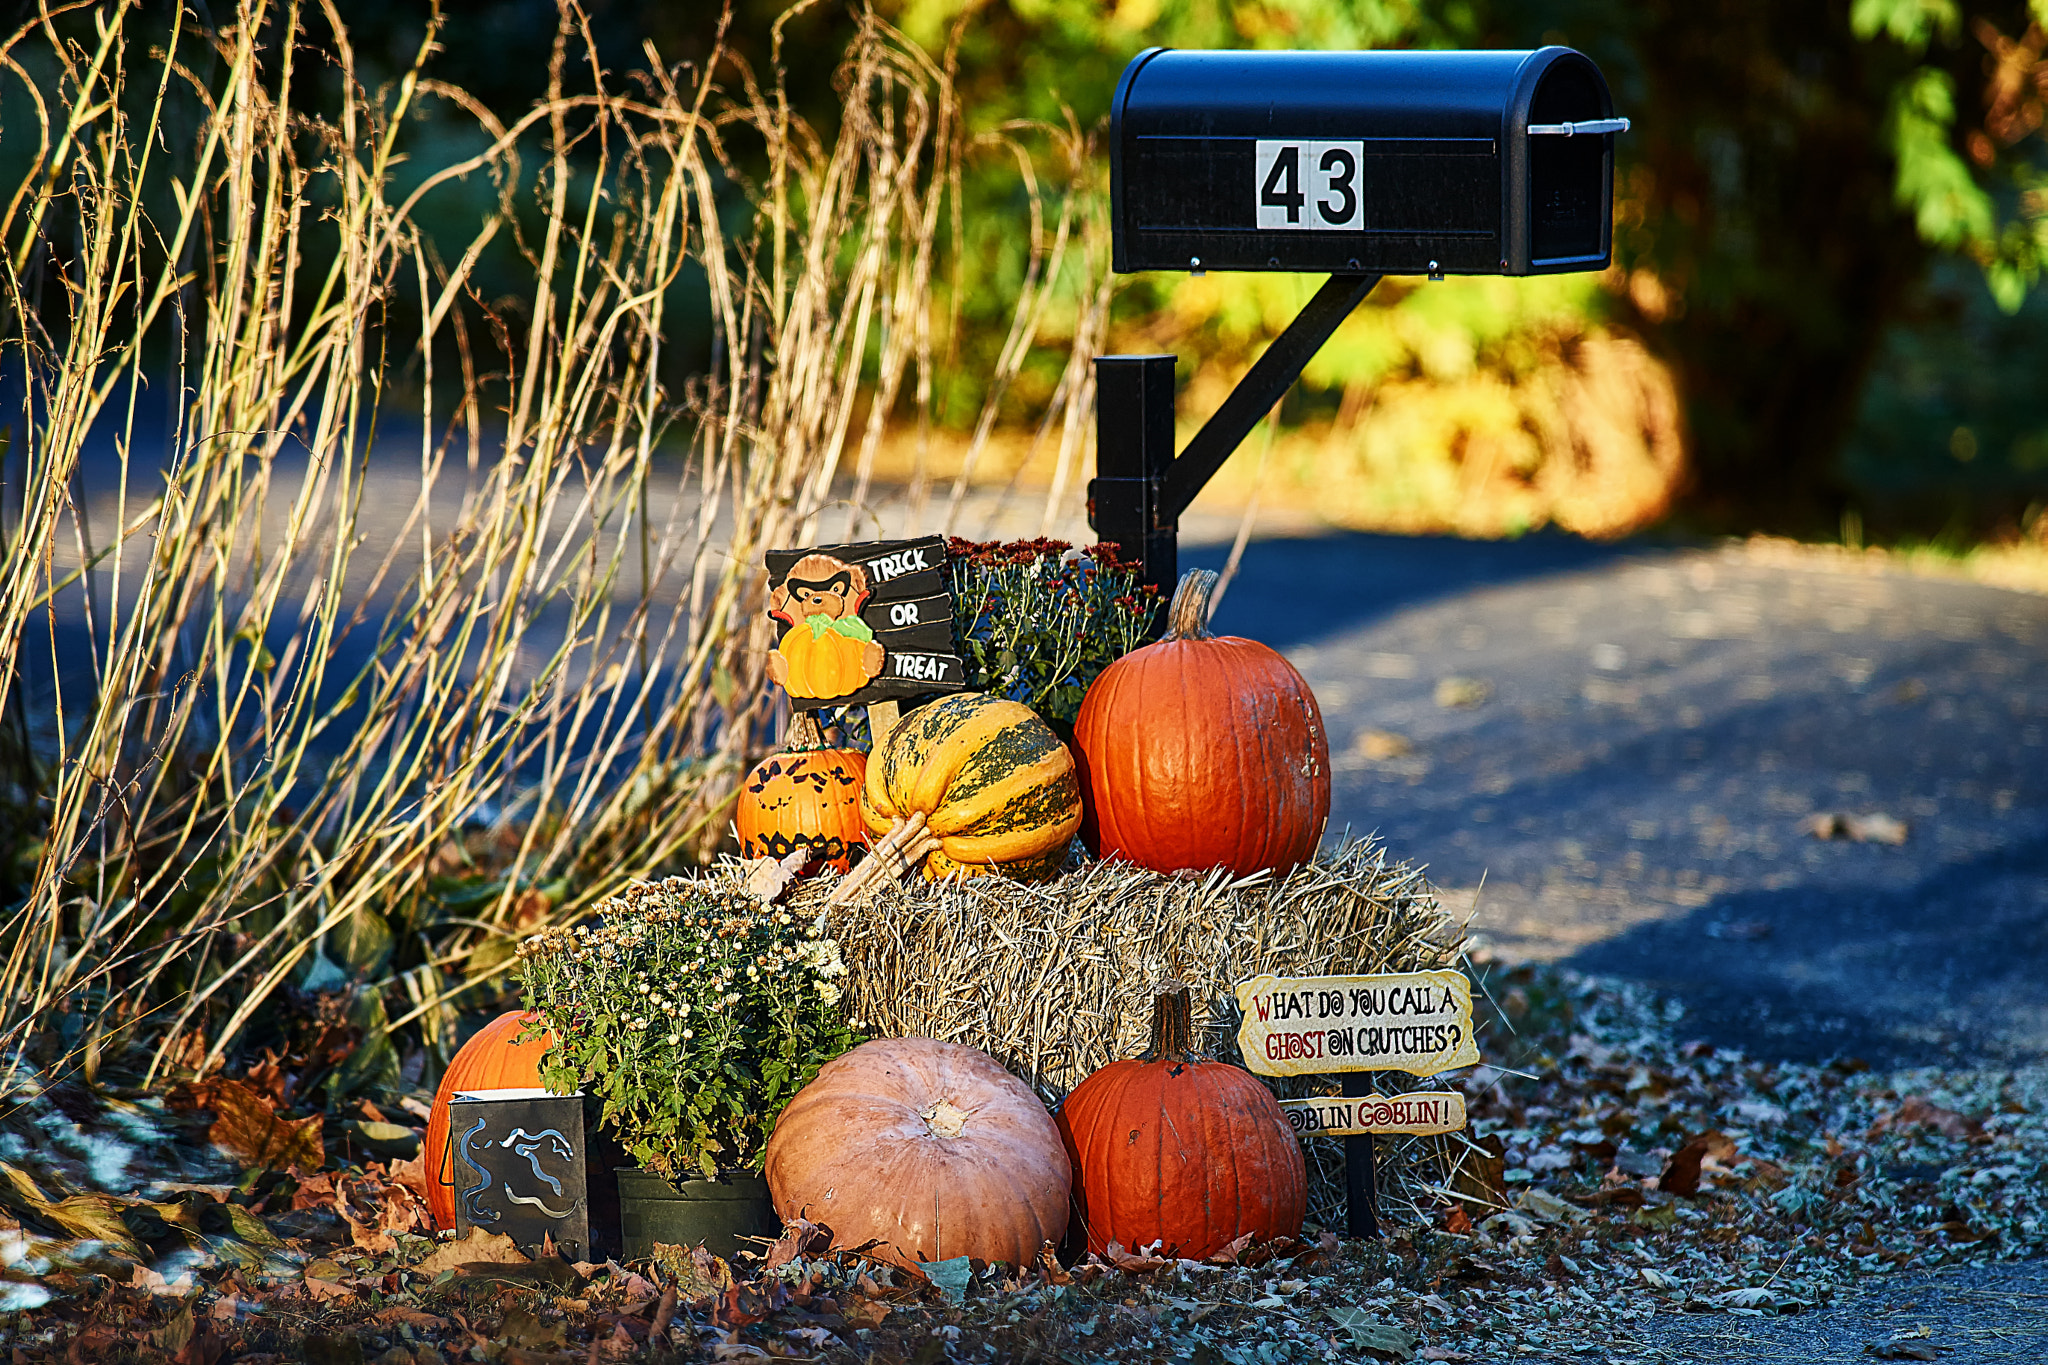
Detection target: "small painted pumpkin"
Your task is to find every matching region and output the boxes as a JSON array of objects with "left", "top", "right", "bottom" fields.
[
  {"left": 775, "top": 621, "right": 884, "bottom": 700},
  {"left": 1056, "top": 985, "right": 1306, "bottom": 1259},
  {"left": 737, "top": 716, "right": 868, "bottom": 874},
  {"left": 423, "top": 1011, "right": 557, "bottom": 1230},
  {"left": 860, "top": 692, "right": 1081, "bottom": 882},
  {"left": 764, "top": 1037, "right": 1071, "bottom": 1268},
  {"left": 1073, "top": 568, "right": 1329, "bottom": 877}
]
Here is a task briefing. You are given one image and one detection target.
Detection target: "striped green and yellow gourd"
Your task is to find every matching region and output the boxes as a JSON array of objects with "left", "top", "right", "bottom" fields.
[{"left": 861, "top": 692, "right": 1081, "bottom": 882}]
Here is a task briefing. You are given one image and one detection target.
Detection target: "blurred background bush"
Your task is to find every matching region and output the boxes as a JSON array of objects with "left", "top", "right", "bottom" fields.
[{"left": 310, "top": 0, "right": 2048, "bottom": 543}]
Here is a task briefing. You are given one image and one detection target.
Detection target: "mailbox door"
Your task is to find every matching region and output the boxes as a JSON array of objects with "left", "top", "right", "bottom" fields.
[
  {"left": 1506, "top": 50, "right": 1616, "bottom": 272},
  {"left": 1112, "top": 45, "right": 1618, "bottom": 277}
]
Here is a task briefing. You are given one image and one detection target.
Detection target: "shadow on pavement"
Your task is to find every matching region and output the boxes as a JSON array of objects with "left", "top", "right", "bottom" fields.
[
  {"left": 1564, "top": 830, "right": 2048, "bottom": 1069},
  {"left": 1183, "top": 529, "right": 1647, "bottom": 650}
]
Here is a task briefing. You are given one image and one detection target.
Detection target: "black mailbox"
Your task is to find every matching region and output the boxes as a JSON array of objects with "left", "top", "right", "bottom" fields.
[{"left": 1110, "top": 46, "right": 1623, "bottom": 276}]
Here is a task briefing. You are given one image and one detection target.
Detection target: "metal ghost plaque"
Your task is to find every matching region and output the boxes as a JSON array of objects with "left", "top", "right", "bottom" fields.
[
  {"left": 449, "top": 1088, "right": 589, "bottom": 1258},
  {"left": 765, "top": 537, "right": 965, "bottom": 709}
]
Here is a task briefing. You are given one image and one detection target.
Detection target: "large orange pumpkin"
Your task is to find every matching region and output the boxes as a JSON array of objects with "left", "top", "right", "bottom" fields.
[
  {"left": 736, "top": 716, "right": 868, "bottom": 874},
  {"left": 1056, "top": 985, "right": 1305, "bottom": 1259},
  {"left": 763, "top": 1038, "right": 1070, "bottom": 1268},
  {"left": 423, "top": 1011, "right": 557, "bottom": 1229},
  {"left": 1073, "top": 568, "right": 1329, "bottom": 876}
]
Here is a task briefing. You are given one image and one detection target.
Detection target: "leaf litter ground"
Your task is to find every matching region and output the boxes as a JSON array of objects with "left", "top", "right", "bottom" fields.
[{"left": 3, "top": 960, "right": 2044, "bottom": 1363}]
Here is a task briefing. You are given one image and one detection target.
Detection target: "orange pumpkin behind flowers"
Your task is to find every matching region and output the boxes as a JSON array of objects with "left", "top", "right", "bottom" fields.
[{"left": 736, "top": 715, "right": 868, "bottom": 875}]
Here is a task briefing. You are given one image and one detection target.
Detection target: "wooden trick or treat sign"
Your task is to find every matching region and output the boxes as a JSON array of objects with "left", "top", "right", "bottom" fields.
[{"left": 765, "top": 537, "right": 966, "bottom": 710}]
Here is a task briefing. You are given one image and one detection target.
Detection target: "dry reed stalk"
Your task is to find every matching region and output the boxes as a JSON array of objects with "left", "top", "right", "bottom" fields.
[{"left": 0, "top": 1, "right": 1096, "bottom": 1085}]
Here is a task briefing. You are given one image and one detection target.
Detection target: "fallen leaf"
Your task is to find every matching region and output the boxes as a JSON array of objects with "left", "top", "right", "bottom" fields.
[
  {"left": 840, "top": 1293, "right": 891, "bottom": 1328},
  {"left": 498, "top": 1307, "right": 566, "bottom": 1351},
  {"left": 920, "top": 1255, "right": 973, "bottom": 1305},
  {"left": 204, "top": 1080, "right": 326, "bottom": 1172},
  {"left": 1864, "top": 1343, "right": 1944, "bottom": 1361},
  {"left": 1515, "top": 1189, "right": 1588, "bottom": 1224},
  {"left": 742, "top": 849, "right": 810, "bottom": 904},
  {"left": 1434, "top": 676, "right": 1491, "bottom": 709},
  {"left": 1660, "top": 1131, "right": 1739, "bottom": 1196},
  {"left": 1205, "top": 1232, "right": 1255, "bottom": 1266},
  {"left": 1449, "top": 1135, "right": 1507, "bottom": 1205},
  {"left": 0, "top": 1164, "right": 143, "bottom": 1258},
  {"left": 1439, "top": 1204, "right": 1473, "bottom": 1235},
  {"left": 1326, "top": 1308, "right": 1417, "bottom": 1361},
  {"left": 1355, "top": 730, "right": 1412, "bottom": 760},
  {"left": 1804, "top": 812, "right": 1909, "bottom": 845},
  {"left": 372, "top": 1307, "right": 449, "bottom": 1331},
  {"left": 153, "top": 1306, "right": 197, "bottom": 1354},
  {"left": 1102, "top": 1241, "right": 1168, "bottom": 1274},
  {"left": 760, "top": 1217, "right": 833, "bottom": 1272},
  {"left": 1868, "top": 1098, "right": 1983, "bottom": 1142},
  {"left": 1035, "top": 1242, "right": 1071, "bottom": 1286},
  {"left": 1420, "top": 1351, "right": 1475, "bottom": 1362},
  {"left": 411, "top": 1226, "right": 526, "bottom": 1276}
]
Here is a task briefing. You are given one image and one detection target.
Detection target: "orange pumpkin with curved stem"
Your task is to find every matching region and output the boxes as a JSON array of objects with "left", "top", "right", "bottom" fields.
[
  {"left": 1073, "top": 568, "right": 1329, "bottom": 876},
  {"left": 1055, "top": 985, "right": 1305, "bottom": 1259}
]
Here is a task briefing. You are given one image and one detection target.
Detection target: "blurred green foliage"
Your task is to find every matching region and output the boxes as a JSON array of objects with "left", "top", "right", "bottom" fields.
[
  {"left": 635, "top": 0, "right": 2048, "bottom": 537},
  {"left": 24, "top": 0, "right": 2047, "bottom": 539}
]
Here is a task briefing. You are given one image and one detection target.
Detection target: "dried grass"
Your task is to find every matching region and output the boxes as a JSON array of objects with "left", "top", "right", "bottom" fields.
[{"left": 0, "top": 2, "right": 1107, "bottom": 1084}]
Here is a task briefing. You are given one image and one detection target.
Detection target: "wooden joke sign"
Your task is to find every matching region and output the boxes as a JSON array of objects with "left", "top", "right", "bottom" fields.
[
  {"left": 1234, "top": 970, "right": 1480, "bottom": 1078},
  {"left": 1278, "top": 1090, "right": 1468, "bottom": 1138},
  {"left": 765, "top": 537, "right": 965, "bottom": 710}
]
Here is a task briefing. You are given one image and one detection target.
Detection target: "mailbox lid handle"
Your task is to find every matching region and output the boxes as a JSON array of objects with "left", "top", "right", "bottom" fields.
[{"left": 1526, "top": 117, "right": 1630, "bottom": 136}]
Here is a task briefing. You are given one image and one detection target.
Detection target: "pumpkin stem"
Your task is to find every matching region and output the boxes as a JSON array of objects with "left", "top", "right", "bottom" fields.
[
  {"left": 1165, "top": 570, "right": 1219, "bottom": 642},
  {"left": 1144, "top": 984, "right": 1202, "bottom": 1062},
  {"left": 786, "top": 711, "right": 824, "bottom": 750}
]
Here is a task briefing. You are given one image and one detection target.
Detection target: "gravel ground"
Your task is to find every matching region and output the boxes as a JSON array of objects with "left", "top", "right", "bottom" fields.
[{"left": 1185, "top": 528, "right": 2048, "bottom": 1361}]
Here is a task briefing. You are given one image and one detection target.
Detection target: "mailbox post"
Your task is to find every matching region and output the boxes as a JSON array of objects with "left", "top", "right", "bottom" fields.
[{"left": 1088, "top": 45, "right": 1628, "bottom": 595}]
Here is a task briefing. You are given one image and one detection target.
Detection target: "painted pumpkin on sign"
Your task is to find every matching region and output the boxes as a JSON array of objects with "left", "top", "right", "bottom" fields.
[
  {"left": 764, "top": 1037, "right": 1071, "bottom": 1269},
  {"left": 861, "top": 692, "right": 1081, "bottom": 882},
  {"left": 1056, "top": 985, "right": 1306, "bottom": 1259},
  {"left": 737, "top": 718, "right": 868, "bottom": 875},
  {"left": 423, "top": 1011, "right": 557, "bottom": 1230},
  {"left": 1073, "top": 568, "right": 1329, "bottom": 877}
]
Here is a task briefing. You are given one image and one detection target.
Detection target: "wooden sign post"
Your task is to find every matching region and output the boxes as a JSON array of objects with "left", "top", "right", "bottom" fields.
[
  {"left": 1235, "top": 970, "right": 1478, "bottom": 1240},
  {"left": 765, "top": 537, "right": 966, "bottom": 731}
]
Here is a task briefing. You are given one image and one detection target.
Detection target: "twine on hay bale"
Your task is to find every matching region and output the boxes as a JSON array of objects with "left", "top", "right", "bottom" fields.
[{"left": 782, "top": 832, "right": 1488, "bottom": 1227}]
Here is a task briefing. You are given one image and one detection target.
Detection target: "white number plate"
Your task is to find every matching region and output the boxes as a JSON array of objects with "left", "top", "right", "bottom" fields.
[{"left": 1254, "top": 139, "right": 1364, "bottom": 231}]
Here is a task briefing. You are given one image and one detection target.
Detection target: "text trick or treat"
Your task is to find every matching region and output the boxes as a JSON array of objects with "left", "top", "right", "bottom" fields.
[{"left": 765, "top": 537, "right": 965, "bottom": 708}]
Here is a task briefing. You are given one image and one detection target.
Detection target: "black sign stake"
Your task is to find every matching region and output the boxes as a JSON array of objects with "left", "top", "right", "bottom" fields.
[{"left": 1339, "top": 1072, "right": 1381, "bottom": 1240}]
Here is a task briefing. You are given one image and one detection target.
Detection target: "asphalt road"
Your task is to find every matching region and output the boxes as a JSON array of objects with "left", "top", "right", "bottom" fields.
[
  {"left": 1184, "top": 531, "right": 2048, "bottom": 1071},
  {"left": 1181, "top": 528, "right": 2048, "bottom": 1363}
]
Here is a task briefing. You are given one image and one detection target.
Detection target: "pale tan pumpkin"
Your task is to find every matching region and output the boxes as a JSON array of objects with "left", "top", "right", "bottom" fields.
[{"left": 762, "top": 1038, "right": 1070, "bottom": 1268}]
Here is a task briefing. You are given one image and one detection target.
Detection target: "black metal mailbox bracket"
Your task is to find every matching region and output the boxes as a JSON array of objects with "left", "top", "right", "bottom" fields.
[{"left": 1087, "top": 271, "right": 1382, "bottom": 598}]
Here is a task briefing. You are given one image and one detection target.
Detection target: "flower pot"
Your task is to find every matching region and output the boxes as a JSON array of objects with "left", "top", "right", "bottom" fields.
[{"left": 615, "top": 1168, "right": 777, "bottom": 1260}]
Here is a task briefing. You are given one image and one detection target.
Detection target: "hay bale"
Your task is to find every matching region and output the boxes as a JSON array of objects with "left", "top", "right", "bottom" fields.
[
  {"left": 787, "top": 835, "right": 1480, "bottom": 1228},
  {"left": 801, "top": 835, "right": 1458, "bottom": 1102}
]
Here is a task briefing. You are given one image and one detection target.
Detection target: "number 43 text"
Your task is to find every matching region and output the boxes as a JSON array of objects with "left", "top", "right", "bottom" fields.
[{"left": 1254, "top": 140, "right": 1364, "bottom": 232}]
